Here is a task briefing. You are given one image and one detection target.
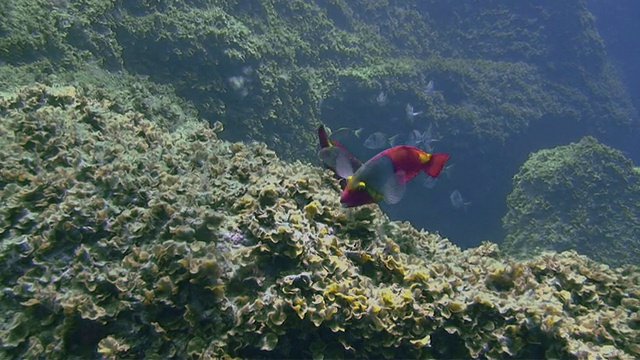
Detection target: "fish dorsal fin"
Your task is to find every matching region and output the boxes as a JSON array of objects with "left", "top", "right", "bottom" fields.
[
  {"left": 382, "top": 171, "right": 406, "bottom": 204},
  {"left": 335, "top": 150, "right": 354, "bottom": 179},
  {"left": 317, "top": 125, "right": 331, "bottom": 149}
]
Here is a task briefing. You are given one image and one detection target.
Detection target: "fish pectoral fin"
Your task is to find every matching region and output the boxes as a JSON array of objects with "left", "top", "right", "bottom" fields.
[
  {"left": 382, "top": 171, "right": 406, "bottom": 204},
  {"left": 335, "top": 150, "right": 355, "bottom": 179},
  {"left": 318, "top": 147, "right": 340, "bottom": 169}
]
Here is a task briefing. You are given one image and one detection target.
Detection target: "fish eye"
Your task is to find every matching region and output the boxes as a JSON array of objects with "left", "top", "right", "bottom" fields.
[{"left": 357, "top": 182, "right": 366, "bottom": 190}]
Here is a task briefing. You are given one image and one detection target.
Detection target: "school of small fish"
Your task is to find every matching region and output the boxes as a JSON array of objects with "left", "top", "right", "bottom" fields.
[{"left": 316, "top": 78, "right": 472, "bottom": 210}]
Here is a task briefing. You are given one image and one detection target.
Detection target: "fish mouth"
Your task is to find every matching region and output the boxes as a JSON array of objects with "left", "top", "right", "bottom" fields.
[{"left": 340, "top": 202, "right": 349, "bottom": 208}]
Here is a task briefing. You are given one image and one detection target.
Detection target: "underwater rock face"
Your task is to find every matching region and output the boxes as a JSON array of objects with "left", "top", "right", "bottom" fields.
[
  {"left": 502, "top": 136, "right": 640, "bottom": 267},
  {"left": 0, "top": 85, "right": 638, "bottom": 358},
  {"left": 2, "top": 0, "right": 639, "bottom": 251}
]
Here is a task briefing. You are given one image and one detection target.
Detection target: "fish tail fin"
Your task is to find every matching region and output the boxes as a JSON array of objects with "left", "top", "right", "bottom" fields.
[
  {"left": 423, "top": 153, "right": 450, "bottom": 178},
  {"left": 318, "top": 125, "right": 331, "bottom": 149}
]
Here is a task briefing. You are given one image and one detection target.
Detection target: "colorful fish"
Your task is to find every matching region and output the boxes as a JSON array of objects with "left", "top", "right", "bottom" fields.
[
  {"left": 331, "top": 145, "right": 450, "bottom": 207},
  {"left": 317, "top": 125, "right": 362, "bottom": 187}
]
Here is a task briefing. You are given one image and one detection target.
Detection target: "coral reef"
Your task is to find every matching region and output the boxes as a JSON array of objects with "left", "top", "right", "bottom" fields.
[
  {"left": 502, "top": 136, "right": 640, "bottom": 267},
  {"left": 0, "top": 85, "right": 638, "bottom": 358}
]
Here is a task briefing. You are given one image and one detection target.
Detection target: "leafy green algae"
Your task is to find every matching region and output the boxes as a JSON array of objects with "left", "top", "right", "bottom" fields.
[
  {"left": 0, "top": 84, "right": 638, "bottom": 359},
  {"left": 502, "top": 136, "right": 640, "bottom": 267}
]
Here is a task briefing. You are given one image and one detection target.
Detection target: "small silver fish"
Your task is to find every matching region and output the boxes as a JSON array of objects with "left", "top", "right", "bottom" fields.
[
  {"left": 364, "top": 132, "right": 388, "bottom": 149},
  {"left": 450, "top": 190, "right": 470, "bottom": 210},
  {"left": 423, "top": 80, "right": 435, "bottom": 96},
  {"left": 376, "top": 91, "right": 388, "bottom": 106},
  {"left": 227, "top": 75, "right": 246, "bottom": 91},
  {"left": 421, "top": 141, "right": 435, "bottom": 153},
  {"left": 418, "top": 124, "right": 441, "bottom": 152},
  {"left": 406, "top": 130, "right": 422, "bottom": 146},
  {"left": 422, "top": 176, "right": 438, "bottom": 189},
  {"left": 405, "top": 103, "right": 423, "bottom": 122},
  {"left": 388, "top": 134, "right": 402, "bottom": 146},
  {"left": 421, "top": 123, "right": 440, "bottom": 145},
  {"left": 442, "top": 163, "right": 455, "bottom": 178},
  {"left": 332, "top": 127, "right": 364, "bottom": 139},
  {"left": 227, "top": 75, "right": 250, "bottom": 97},
  {"left": 242, "top": 66, "right": 254, "bottom": 76}
]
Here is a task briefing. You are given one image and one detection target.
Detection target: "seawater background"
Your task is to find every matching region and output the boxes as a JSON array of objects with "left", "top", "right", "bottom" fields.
[{"left": 587, "top": 0, "right": 640, "bottom": 159}]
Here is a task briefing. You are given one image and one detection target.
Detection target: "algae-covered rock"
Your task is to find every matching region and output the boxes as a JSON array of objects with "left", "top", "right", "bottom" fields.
[
  {"left": 0, "top": 84, "right": 638, "bottom": 359},
  {"left": 502, "top": 136, "right": 640, "bottom": 267},
  {"left": 2, "top": 0, "right": 639, "bottom": 250}
]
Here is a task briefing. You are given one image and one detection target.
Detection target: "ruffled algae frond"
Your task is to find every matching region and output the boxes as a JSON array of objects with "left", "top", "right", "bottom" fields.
[{"left": 0, "top": 85, "right": 638, "bottom": 358}]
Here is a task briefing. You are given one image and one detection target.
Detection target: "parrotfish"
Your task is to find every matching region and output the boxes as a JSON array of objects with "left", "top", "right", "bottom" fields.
[{"left": 327, "top": 145, "right": 450, "bottom": 207}]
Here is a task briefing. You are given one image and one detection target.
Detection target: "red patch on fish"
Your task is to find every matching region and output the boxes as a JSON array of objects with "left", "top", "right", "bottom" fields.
[{"left": 380, "top": 146, "right": 449, "bottom": 180}]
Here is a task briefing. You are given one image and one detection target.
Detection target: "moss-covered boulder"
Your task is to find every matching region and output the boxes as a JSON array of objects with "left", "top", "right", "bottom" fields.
[
  {"left": 502, "top": 136, "right": 640, "bottom": 267},
  {"left": 0, "top": 84, "right": 638, "bottom": 359}
]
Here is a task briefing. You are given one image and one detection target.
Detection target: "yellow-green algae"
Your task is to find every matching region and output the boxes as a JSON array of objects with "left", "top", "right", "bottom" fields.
[{"left": 0, "top": 85, "right": 639, "bottom": 359}]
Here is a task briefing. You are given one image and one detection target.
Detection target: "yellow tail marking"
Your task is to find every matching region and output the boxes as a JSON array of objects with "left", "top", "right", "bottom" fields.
[{"left": 418, "top": 152, "right": 431, "bottom": 163}]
